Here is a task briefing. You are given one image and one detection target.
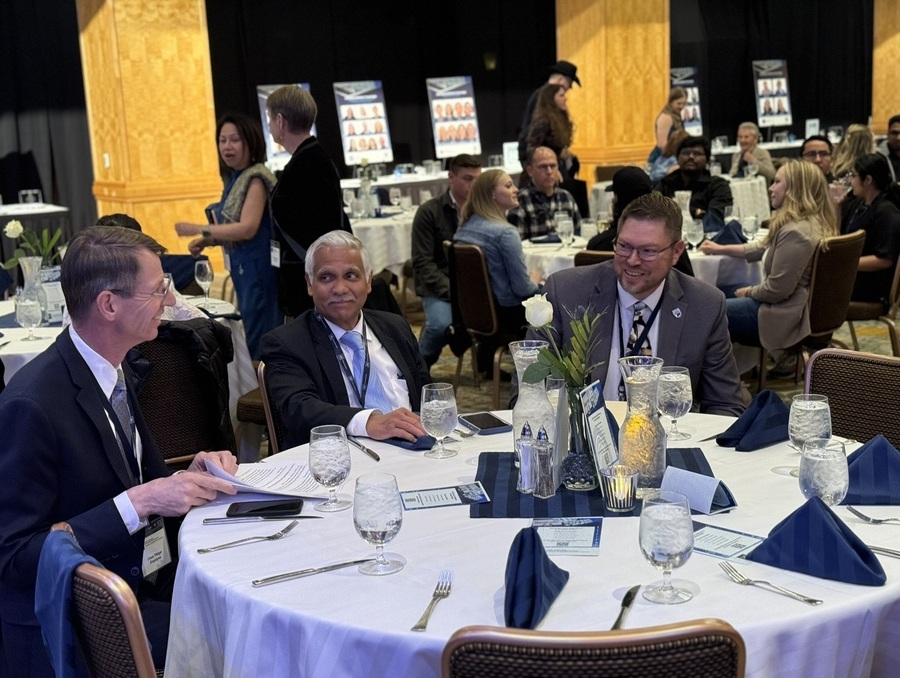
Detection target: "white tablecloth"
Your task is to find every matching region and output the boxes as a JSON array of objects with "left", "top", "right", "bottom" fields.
[
  {"left": 352, "top": 212, "right": 414, "bottom": 277},
  {"left": 724, "top": 176, "right": 771, "bottom": 220},
  {"left": 166, "top": 405, "right": 900, "bottom": 678}
]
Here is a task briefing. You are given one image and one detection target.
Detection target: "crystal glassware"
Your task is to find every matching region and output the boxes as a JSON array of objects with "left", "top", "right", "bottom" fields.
[
  {"left": 684, "top": 220, "right": 704, "bottom": 250},
  {"left": 618, "top": 356, "right": 666, "bottom": 494},
  {"left": 745, "top": 162, "right": 759, "bottom": 179},
  {"left": 741, "top": 215, "right": 760, "bottom": 240},
  {"left": 343, "top": 188, "right": 356, "bottom": 211},
  {"left": 658, "top": 366, "right": 692, "bottom": 441},
  {"left": 194, "top": 260, "right": 214, "bottom": 304},
  {"left": 14, "top": 291, "right": 42, "bottom": 341},
  {"left": 389, "top": 187, "right": 402, "bottom": 207},
  {"left": 308, "top": 424, "right": 352, "bottom": 512},
  {"left": 789, "top": 394, "right": 832, "bottom": 450},
  {"left": 799, "top": 438, "right": 849, "bottom": 506},
  {"left": 421, "top": 383, "right": 458, "bottom": 459},
  {"left": 353, "top": 472, "right": 404, "bottom": 575},
  {"left": 639, "top": 490, "right": 694, "bottom": 604}
]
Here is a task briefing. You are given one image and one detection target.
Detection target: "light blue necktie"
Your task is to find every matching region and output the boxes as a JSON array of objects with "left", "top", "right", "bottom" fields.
[{"left": 340, "top": 330, "right": 393, "bottom": 412}]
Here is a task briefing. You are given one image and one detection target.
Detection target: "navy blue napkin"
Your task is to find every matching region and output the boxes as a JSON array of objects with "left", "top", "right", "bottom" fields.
[
  {"left": 0, "top": 313, "right": 17, "bottom": 330},
  {"left": 530, "top": 234, "right": 561, "bottom": 244},
  {"left": 717, "top": 389, "right": 789, "bottom": 451},
  {"left": 383, "top": 434, "right": 436, "bottom": 450},
  {"left": 197, "top": 305, "right": 243, "bottom": 321},
  {"left": 504, "top": 527, "right": 570, "bottom": 629},
  {"left": 841, "top": 435, "right": 900, "bottom": 505},
  {"left": 711, "top": 219, "right": 748, "bottom": 245},
  {"left": 746, "top": 496, "right": 886, "bottom": 586},
  {"left": 702, "top": 210, "right": 725, "bottom": 233}
]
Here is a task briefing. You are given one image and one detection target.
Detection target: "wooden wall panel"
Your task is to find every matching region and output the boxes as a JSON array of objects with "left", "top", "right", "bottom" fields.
[
  {"left": 873, "top": 0, "right": 900, "bottom": 134},
  {"left": 556, "top": 0, "right": 669, "bottom": 183}
]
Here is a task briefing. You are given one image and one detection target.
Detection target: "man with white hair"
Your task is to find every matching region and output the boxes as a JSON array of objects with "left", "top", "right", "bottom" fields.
[{"left": 728, "top": 121, "right": 775, "bottom": 183}]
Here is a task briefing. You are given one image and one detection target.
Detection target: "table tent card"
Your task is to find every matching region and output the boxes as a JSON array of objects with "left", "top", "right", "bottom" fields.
[
  {"left": 671, "top": 67, "right": 703, "bottom": 137},
  {"left": 753, "top": 60, "right": 792, "bottom": 128},
  {"left": 257, "top": 83, "right": 315, "bottom": 173},
  {"left": 426, "top": 76, "right": 481, "bottom": 159},
  {"left": 334, "top": 80, "right": 394, "bottom": 166}
]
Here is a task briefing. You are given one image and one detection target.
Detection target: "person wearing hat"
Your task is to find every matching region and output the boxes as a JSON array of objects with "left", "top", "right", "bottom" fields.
[
  {"left": 517, "top": 60, "right": 581, "bottom": 164},
  {"left": 508, "top": 147, "right": 581, "bottom": 240}
]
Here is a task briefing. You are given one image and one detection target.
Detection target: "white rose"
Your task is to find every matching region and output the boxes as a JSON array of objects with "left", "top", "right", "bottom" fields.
[
  {"left": 522, "top": 294, "right": 553, "bottom": 327},
  {"left": 3, "top": 220, "right": 24, "bottom": 239}
]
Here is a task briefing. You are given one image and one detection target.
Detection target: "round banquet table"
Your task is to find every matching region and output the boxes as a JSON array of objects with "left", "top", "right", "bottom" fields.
[{"left": 166, "top": 405, "right": 900, "bottom": 677}]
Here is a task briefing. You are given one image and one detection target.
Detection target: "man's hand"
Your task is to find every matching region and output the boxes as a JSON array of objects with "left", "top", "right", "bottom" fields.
[
  {"left": 188, "top": 450, "right": 238, "bottom": 476},
  {"left": 127, "top": 473, "right": 237, "bottom": 519},
  {"left": 365, "top": 408, "right": 427, "bottom": 442}
]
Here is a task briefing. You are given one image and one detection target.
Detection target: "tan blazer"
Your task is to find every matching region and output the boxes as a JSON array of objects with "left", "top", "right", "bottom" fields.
[
  {"left": 744, "top": 219, "right": 820, "bottom": 349},
  {"left": 729, "top": 144, "right": 776, "bottom": 183}
]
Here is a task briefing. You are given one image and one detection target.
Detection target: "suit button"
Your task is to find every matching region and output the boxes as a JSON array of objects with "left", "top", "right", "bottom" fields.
[{"left": 130, "top": 567, "right": 140, "bottom": 577}]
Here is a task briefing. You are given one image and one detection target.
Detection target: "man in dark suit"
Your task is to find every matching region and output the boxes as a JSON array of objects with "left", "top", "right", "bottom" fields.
[
  {"left": 530, "top": 192, "right": 744, "bottom": 416},
  {"left": 0, "top": 226, "right": 237, "bottom": 675},
  {"left": 261, "top": 231, "right": 430, "bottom": 447}
]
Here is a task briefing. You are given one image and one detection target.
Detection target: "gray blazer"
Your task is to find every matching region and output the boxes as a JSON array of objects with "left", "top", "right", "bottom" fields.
[
  {"left": 728, "top": 144, "right": 776, "bottom": 183},
  {"left": 533, "top": 262, "right": 744, "bottom": 416}
]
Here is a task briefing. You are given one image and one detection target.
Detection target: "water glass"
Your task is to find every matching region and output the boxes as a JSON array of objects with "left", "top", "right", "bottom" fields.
[
  {"left": 399, "top": 195, "right": 413, "bottom": 212},
  {"left": 684, "top": 219, "right": 704, "bottom": 250},
  {"left": 799, "top": 438, "right": 849, "bottom": 506},
  {"left": 14, "top": 292, "right": 42, "bottom": 341},
  {"left": 639, "top": 490, "right": 694, "bottom": 604},
  {"left": 342, "top": 189, "right": 356, "bottom": 210},
  {"left": 745, "top": 162, "right": 760, "bottom": 179},
  {"left": 353, "top": 472, "right": 404, "bottom": 575},
  {"left": 658, "top": 366, "right": 692, "bottom": 440},
  {"left": 674, "top": 191, "right": 692, "bottom": 214},
  {"left": 194, "top": 260, "right": 214, "bottom": 304},
  {"left": 741, "top": 215, "right": 760, "bottom": 240},
  {"left": 351, "top": 198, "right": 367, "bottom": 219},
  {"left": 309, "top": 424, "right": 352, "bottom": 512},
  {"left": 579, "top": 218, "right": 597, "bottom": 240},
  {"left": 389, "top": 187, "right": 402, "bottom": 207},
  {"left": 421, "top": 383, "right": 458, "bottom": 459},
  {"left": 789, "top": 394, "right": 832, "bottom": 451}
]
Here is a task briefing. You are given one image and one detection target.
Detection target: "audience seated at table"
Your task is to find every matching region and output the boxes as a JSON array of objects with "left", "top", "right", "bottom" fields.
[
  {"left": 799, "top": 134, "right": 835, "bottom": 182},
  {"left": 507, "top": 147, "right": 581, "bottom": 240},
  {"left": 728, "top": 122, "right": 776, "bottom": 183},
  {"left": 525, "top": 84, "right": 578, "bottom": 183},
  {"left": 840, "top": 153, "right": 900, "bottom": 306},
  {"left": 700, "top": 160, "right": 837, "bottom": 355},
  {"left": 0, "top": 226, "right": 238, "bottom": 674},
  {"left": 260, "top": 231, "right": 429, "bottom": 447},
  {"left": 877, "top": 114, "right": 900, "bottom": 182},
  {"left": 655, "top": 136, "right": 733, "bottom": 230},
  {"left": 523, "top": 192, "right": 743, "bottom": 416}
]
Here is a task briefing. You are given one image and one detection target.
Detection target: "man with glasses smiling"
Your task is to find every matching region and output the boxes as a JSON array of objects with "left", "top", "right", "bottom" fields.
[
  {"left": 508, "top": 146, "right": 582, "bottom": 239},
  {"left": 656, "top": 136, "right": 733, "bottom": 229},
  {"left": 799, "top": 134, "right": 835, "bottom": 182},
  {"left": 528, "top": 192, "right": 743, "bottom": 415}
]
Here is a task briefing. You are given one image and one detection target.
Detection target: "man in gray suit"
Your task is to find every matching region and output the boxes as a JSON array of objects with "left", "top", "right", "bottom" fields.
[{"left": 533, "top": 192, "right": 744, "bottom": 415}]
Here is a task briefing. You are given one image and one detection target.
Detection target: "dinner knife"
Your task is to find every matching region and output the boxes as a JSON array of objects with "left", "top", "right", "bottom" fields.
[
  {"left": 868, "top": 545, "right": 900, "bottom": 559},
  {"left": 349, "top": 436, "right": 381, "bottom": 462},
  {"left": 202, "top": 515, "right": 323, "bottom": 525},
  {"left": 611, "top": 585, "right": 641, "bottom": 630},
  {"left": 252, "top": 558, "right": 376, "bottom": 587}
]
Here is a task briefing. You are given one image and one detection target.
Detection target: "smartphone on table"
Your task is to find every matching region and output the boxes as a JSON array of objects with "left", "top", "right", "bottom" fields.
[
  {"left": 225, "top": 499, "right": 304, "bottom": 518},
  {"left": 458, "top": 412, "right": 513, "bottom": 435}
]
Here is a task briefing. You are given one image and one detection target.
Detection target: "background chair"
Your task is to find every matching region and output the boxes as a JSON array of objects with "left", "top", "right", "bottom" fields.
[
  {"left": 844, "top": 256, "right": 900, "bottom": 357},
  {"left": 257, "top": 360, "right": 285, "bottom": 455},
  {"left": 128, "top": 317, "right": 236, "bottom": 469},
  {"left": 442, "top": 619, "right": 745, "bottom": 678},
  {"left": 574, "top": 250, "right": 615, "bottom": 266},
  {"left": 805, "top": 348, "right": 900, "bottom": 447}
]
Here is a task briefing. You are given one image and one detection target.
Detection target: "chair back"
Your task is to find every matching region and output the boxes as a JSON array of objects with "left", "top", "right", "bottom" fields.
[
  {"left": 446, "top": 242, "right": 499, "bottom": 338},
  {"left": 574, "top": 250, "right": 615, "bottom": 267},
  {"left": 442, "top": 619, "right": 745, "bottom": 678},
  {"left": 72, "top": 563, "right": 157, "bottom": 678},
  {"left": 807, "top": 231, "right": 865, "bottom": 337},
  {"left": 257, "top": 360, "right": 285, "bottom": 455},
  {"left": 129, "top": 317, "right": 236, "bottom": 468},
  {"left": 805, "top": 348, "right": 900, "bottom": 447}
]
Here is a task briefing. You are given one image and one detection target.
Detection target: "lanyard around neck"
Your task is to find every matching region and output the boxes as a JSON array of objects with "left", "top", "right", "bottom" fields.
[
  {"left": 616, "top": 285, "right": 664, "bottom": 400},
  {"left": 316, "top": 312, "right": 372, "bottom": 407}
]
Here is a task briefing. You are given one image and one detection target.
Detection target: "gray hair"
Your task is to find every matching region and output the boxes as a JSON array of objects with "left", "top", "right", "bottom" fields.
[
  {"left": 737, "top": 121, "right": 761, "bottom": 141},
  {"left": 304, "top": 230, "right": 372, "bottom": 282}
]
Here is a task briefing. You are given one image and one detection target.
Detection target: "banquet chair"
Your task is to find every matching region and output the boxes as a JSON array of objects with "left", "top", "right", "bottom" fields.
[
  {"left": 442, "top": 619, "right": 746, "bottom": 678},
  {"left": 758, "top": 230, "right": 865, "bottom": 389},
  {"left": 257, "top": 360, "right": 285, "bottom": 455},
  {"left": 574, "top": 250, "right": 615, "bottom": 266},
  {"left": 805, "top": 348, "right": 900, "bottom": 448},
  {"left": 844, "top": 256, "right": 900, "bottom": 357}
]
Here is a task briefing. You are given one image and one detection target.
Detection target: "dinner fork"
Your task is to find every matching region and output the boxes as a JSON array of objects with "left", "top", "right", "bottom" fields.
[
  {"left": 454, "top": 427, "right": 476, "bottom": 439},
  {"left": 197, "top": 519, "right": 299, "bottom": 554},
  {"left": 411, "top": 571, "right": 453, "bottom": 631},
  {"left": 847, "top": 506, "right": 900, "bottom": 525},
  {"left": 719, "top": 561, "right": 822, "bottom": 606}
]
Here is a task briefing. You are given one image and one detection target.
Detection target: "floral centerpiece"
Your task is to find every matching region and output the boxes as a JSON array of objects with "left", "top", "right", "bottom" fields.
[
  {"left": 2, "top": 220, "right": 63, "bottom": 270},
  {"left": 358, "top": 157, "right": 377, "bottom": 183}
]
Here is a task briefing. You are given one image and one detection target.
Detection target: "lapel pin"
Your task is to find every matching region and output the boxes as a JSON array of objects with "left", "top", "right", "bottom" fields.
[{"left": 672, "top": 308, "right": 683, "bottom": 319}]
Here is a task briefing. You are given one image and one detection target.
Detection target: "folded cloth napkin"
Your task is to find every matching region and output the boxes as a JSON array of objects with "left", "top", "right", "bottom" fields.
[
  {"left": 716, "top": 389, "right": 789, "bottom": 451},
  {"left": 530, "top": 234, "right": 561, "bottom": 244},
  {"left": 504, "top": 527, "right": 570, "bottom": 629},
  {"left": 711, "top": 219, "right": 748, "bottom": 245},
  {"left": 702, "top": 210, "right": 725, "bottom": 233},
  {"left": 382, "top": 434, "right": 436, "bottom": 450},
  {"left": 746, "top": 496, "right": 886, "bottom": 586},
  {"left": 197, "top": 305, "right": 243, "bottom": 321},
  {"left": 841, "top": 434, "right": 900, "bottom": 505}
]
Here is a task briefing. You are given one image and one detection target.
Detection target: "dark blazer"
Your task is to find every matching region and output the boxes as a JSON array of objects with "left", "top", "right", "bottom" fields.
[
  {"left": 260, "top": 309, "right": 432, "bottom": 447},
  {"left": 532, "top": 262, "right": 744, "bottom": 416},
  {"left": 0, "top": 330, "right": 171, "bottom": 633}
]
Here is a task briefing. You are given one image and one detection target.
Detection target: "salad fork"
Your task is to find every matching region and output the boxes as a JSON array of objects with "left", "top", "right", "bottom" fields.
[
  {"left": 847, "top": 506, "right": 900, "bottom": 525},
  {"left": 719, "top": 561, "right": 822, "bottom": 606},
  {"left": 454, "top": 427, "right": 476, "bottom": 439},
  {"left": 197, "top": 519, "right": 299, "bottom": 554},
  {"left": 411, "top": 571, "right": 453, "bottom": 631}
]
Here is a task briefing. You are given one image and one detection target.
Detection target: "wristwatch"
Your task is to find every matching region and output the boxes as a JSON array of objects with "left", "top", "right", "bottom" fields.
[{"left": 201, "top": 226, "right": 212, "bottom": 238}]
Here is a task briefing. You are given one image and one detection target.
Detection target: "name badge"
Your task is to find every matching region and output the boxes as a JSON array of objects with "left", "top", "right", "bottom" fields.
[
  {"left": 142, "top": 517, "right": 172, "bottom": 578},
  {"left": 270, "top": 240, "right": 281, "bottom": 268}
]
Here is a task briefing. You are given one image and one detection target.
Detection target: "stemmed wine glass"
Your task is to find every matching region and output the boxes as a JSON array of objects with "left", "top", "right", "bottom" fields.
[
  {"left": 353, "top": 472, "right": 404, "bottom": 575},
  {"left": 799, "top": 438, "right": 849, "bottom": 506},
  {"left": 773, "top": 394, "right": 832, "bottom": 476},
  {"left": 308, "top": 424, "right": 352, "bottom": 512},
  {"left": 684, "top": 219, "right": 704, "bottom": 250},
  {"left": 639, "top": 490, "right": 694, "bottom": 604},
  {"left": 658, "top": 366, "right": 692, "bottom": 440},
  {"left": 14, "top": 290, "right": 42, "bottom": 341},
  {"left": 389, "top": 187, "right": 402, "bottom": 208},
  {"left": 745, "top": 162, "right": 759, "bottom": 179},
  {"left": 343, "top": 189, "right": 356, "bottom": 213},
  {"left": 421, "top": 383, "right": 458, "bottom": 459},
  {"left": 556, "top": 216, "right": 575, "bottom": 246},
  {"left": 741, "top": 215, "right": 760, "bottom": 241},
  {"left": 194, "top": 260, "right": 214, "bottom": 304}
]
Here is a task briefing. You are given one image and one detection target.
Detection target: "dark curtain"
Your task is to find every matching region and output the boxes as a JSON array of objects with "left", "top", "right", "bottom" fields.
[
  {"left": 0, "top": 0, "right": 96, "bottom": 232},
  {"left": 671, "top": 0, "right": 874, "bottom": 143},
  {"left": 204, "top": 0, "right": 557, "bottom": 176}
]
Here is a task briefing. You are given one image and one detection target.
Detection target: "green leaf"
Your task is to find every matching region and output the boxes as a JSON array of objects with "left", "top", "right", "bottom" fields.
[{"left": 522, "top": 362, "right": 551, "bottom": 384}]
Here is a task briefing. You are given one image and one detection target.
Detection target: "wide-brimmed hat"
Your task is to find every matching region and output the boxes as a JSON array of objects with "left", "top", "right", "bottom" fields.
[
  {"left": 606, "top": 167, "right": 652, "bottom": 206},
  {"left": 547, "top": 60, "right": 581, "bottom": 87}
]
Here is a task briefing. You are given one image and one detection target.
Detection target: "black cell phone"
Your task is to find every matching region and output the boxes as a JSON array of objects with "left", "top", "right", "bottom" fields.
[
  {"left": 225, "top": 499, "right": 304, "bottom": 518},
  {"left": 458, "top": 412, "right": 513, "bottom": 435}
]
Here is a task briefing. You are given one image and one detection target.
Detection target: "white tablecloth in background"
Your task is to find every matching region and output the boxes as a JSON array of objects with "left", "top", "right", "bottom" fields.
[
  {"left": 352, "top": 212, "right": 414, "bottom": 277},
  {"left": 166, "top": 405, "right": 900, "bottom": 678}
]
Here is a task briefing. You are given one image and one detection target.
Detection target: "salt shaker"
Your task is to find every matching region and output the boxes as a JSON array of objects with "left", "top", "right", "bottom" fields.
[{"left": 515, "top": 422, "right": 535, "bottom": 494}]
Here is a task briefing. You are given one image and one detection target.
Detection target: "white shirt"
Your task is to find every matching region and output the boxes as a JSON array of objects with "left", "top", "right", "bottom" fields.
[
  {"left": 602, "top": 281, "right": 666, "bottom": 403},
  {"left": 69, "top": 326, "right": 146, "bottom": 534},
  {"left": 322, "top": 314, "right": 411, "bottom": 436}
]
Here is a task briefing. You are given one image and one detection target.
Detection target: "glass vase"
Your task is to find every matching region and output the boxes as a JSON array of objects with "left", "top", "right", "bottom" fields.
[
  {"left": 18, "top": 256, "right": 48, "bottom": 325},
  {"left": 560, "top": 386, "right": 598, "bottom": 490},
  {"left": 617, "top": 356, "right": 666, "bottom": 495},
  {"left": 510, "top": 340, "right": 555, "bottom": 455}
]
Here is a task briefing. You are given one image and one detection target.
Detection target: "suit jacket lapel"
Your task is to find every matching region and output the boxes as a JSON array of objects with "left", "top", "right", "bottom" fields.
[
  {"left": 310, "top": 314, "right": 351, "bottom": 407},
  {"left": 588, "top": 266, "right": 618, "bottom": 381},
  {"left": 656, "top": 271, "right": 687, "bottom": 366}
]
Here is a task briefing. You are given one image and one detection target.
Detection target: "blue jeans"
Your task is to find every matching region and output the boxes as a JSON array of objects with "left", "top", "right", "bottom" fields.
[
  {"left": 726, "top": 296, "right": 762, "bottom": 347},
  {"left": 419, "top": 296, "right": 452, "bottom": 366}
]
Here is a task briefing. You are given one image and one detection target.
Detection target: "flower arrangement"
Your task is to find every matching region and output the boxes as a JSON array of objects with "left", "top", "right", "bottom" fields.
[
  {"left": 520, "top": 294, "right": 605, "bottom": 387},
  {"left": 358, "top": 157, "right": 377, "bottom": 183},
  {"left": 2, "top": 220, "right": 63, "bottom": 269}
]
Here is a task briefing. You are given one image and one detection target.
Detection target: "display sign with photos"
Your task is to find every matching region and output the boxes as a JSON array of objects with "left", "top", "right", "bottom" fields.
[
  {"left": 334, "top": 80, "right": 394, "bottom": 165},
  {"left": 426, "top": 76, "right": 481, "bottom": 159},
  {"left": 753, "top": 60, "right": 792, "bottom": 128},
  {"left": 256, "top": 83, "right": 316, "bottom": 172},
  {"left": 671, "top": 67, "right": 703, "bottom": 137}
]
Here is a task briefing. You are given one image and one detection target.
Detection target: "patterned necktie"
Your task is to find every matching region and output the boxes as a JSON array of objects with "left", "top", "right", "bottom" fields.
[
  {"left": 339, "top": 331, "right": 392, "bottom": 412},
  {"left": 111, "top": 369, "right": 134, "bottom": 450},
  {"left": 627, "top": 302, "right": 653, "bottom": 356}
]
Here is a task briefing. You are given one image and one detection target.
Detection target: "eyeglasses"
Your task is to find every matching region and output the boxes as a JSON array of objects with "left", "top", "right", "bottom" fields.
[
  {"left": 678, "top": 149, "right": 706, "bottom": 158},
  {"left": 802, "top": 150, "right": 832, "bottom": 159},
  {"left": 613, "top": 240, "right": 678, "bottom": 262},
  {"left": 111, "top": 273, "right": 173, "bottom": 301}
]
